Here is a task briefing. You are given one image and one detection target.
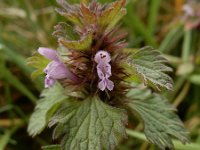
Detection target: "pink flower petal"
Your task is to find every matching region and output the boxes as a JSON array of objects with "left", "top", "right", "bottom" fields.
[
  {"left": 183, "top": 4, "right": 194, "bottom": 16},
  {"left": 47, "top": 61, "right": 79, "bottom": 81},
  {"left": 45, "top": 76, "right": 55, "bottom": 88},
  {"left": 47, "top": 61, "right": 70, "bottom": 79},
  {"left": 98, "top": 78, "right": 114, "bottom": 91},
  {"left": 106, "top": 79, "right": 114, "bottom": 91},
  {"left": 38, "top": 47, "right": 59, "bottom": 61},
  {"left": 97, "top": 63, "right": 112, "bottom": 79},
  {"left": 97, "top": 65, "right": 105, "bottom": 79},
  {"left": 38, "top": 47, "right": 80, "bottom": 88},
  {"left": 98, "top": 80, "right": 106, "bottom": 91}
]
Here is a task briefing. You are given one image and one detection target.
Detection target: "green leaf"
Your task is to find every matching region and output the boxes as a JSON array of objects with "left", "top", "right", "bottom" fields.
[
  {"left": 53, "top": 23, "right": 79, "bottom": 40},
  {"left": 59, "top": 32, "right": 92, "bottom": 51},
  {"left": 106, "top": 8, "right": 127, "bottom": 32},
  {"left": 42, "top": 145, "right": 61, "bottom": 150},
  {"left": 49, "top": 96, "right": 127, "bottom": 150},
  {"left": 127, "top": 46, "right": 173, "bottom": 91},
  {"left": 56, "top": 9, "right": 82, "bottom": 26},
  {"left": 28, "top": 83, "right": 67, "bottom": 137},
  {"left": 56, "top": 0, "right": 82, "bottom": 26},
  {"left": 27, "top": 52, "right": 50, "bottom": 79},
  {"left": 126, "top": 88, "right": 189, "bottom": 150}
]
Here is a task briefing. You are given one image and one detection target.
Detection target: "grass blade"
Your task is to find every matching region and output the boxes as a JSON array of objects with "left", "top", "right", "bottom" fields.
[
  {"left": 0, "top": 63, "right": 36, "bottom": 103},
  {"left": 0, "top": 127, "right": 18, "bottom": 150},
  {"left": 159, "top": 24, "right": 183, "bottom": 53},
  {"left": 148, "top": 0, "right": 162, "bottom": 35},
  {"left": 124, "top": 2, "right": 157, "bottom": 47}
]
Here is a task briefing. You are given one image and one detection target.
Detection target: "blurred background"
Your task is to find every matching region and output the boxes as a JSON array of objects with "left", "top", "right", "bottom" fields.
[{"left": 0, "top": 0, "right": 200, "bottom": 150}]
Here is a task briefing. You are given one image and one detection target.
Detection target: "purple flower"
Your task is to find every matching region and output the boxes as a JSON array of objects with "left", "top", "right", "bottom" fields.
[
  {"left": 38, "top": 47, "right": 78, "bottom": 88},
  {"left": 182, "top": 3, "right": 200, "bottom": 30},
  {"left": 183, "top": 4, "right": 194, "bottom": 17},
  {"left": 94, "top": 51, "right": 114, "bottom": 91}
]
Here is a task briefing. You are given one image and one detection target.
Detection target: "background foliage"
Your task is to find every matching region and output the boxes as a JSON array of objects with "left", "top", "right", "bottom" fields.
[{"left": 0, "top": 0, "right": 200, "bottom": 150}]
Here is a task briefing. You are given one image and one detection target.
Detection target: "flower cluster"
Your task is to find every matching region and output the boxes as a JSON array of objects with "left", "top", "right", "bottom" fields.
[{"left": 35, "top": 0, "right": 129, "bottom": 101}]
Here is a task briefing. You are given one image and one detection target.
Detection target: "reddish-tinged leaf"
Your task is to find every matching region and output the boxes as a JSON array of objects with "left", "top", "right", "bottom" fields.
[
  {"left": 59, "top": 32, "right": 93, "bottom": 51},
  {"left": 80, "top": 3, "right": 96, "bottom": 24},
  {"left": 99, "top": 0, "right": 126, "bottom": 27}
]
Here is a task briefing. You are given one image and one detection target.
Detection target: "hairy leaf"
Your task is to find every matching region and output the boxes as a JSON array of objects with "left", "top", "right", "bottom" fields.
[
  {"left": 56, "top": 8, "right": 82, "bottom": 26},
  {"left": 80, "top": 3, "right": 96, "bottom": 24},
  {"left": 49, "top": 96, "right": 127, "bottom": 150},
  {"left": 28, "top": 83, "right": 67, "bottom": 137},
  {"left": 59, "top": 32, "right": 92, "bottom": 51},
  {"left": 53, "top": 23, "right": 79, "bottom": 40},
  {"left": 27, "top": 52, "right": 50, "bottom": 79},
  {"left": 126, "top": 88, "right": 189, "bottom": 150},
  {"left": 56, "top": 0, "right": 82, "bottom": 26},
  {"left": 106, "top": 8, "right": 127, "bottom": 31},
  {"left": 127, "top": 46, "right": 173, "bottom": 91}
]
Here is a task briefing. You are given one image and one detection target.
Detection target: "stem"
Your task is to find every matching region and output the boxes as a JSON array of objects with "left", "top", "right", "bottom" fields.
[
  {"left": 173, "top": 81, "right": 190, "bottom": 107},
  {"left": 169, "top": 76, "right": 186, "bottom": 101},
  {"left": 0, "top": 119, "right": 23, "bottom": 127},
  {"left": 182, "top": 29, "right": 192, "bottom": 62},
  {"left": 126, "top": 129, "right": 200, "bottom": 150}
]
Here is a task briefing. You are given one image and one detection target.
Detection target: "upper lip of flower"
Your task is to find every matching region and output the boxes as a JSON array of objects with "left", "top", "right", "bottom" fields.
[{"left": 38, "top": 47, "right": 59, "bottom": 61}]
